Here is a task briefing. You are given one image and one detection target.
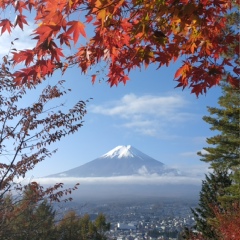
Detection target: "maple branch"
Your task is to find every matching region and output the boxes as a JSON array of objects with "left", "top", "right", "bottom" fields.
[
  {"left": 0, "top": 130, "right": 27, "bottom": 191},
  {"left": 0, "top": 103, "right": 14, "bottom": 144}
]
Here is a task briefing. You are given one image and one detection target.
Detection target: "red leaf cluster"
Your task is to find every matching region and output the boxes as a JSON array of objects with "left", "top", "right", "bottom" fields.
[
  {"left": 0, "top": 0, "right": 238, "bottom": 94},
  {"left": 213, "top": 204, "right": 240, "bottom": 240}
]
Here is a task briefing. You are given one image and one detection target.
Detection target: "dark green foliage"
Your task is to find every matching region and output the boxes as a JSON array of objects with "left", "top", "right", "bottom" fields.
[
  {"left": 198, "top": 84, "right": 240, "bottom": 205},
  {"left": 177, "top": 227, "right": 196, "bottom": 240},
  {"left": 57, "top": 211, "right": 110, "bottom": 240},
  {"left": 193, "top": 83, "right": 240, "bottom": 238},
  {"left": 3, "top": 188, "right": 56, "bottom": 240},
  {"left": 0, "top": 194, "right": 15, "bottom": 239},
  {"left": 198, "top": 84, "right": 240, "bottom": 171},
  {"left": 57, "top": 211, "right": 82, "bottom": 240},
  {"left": 192, "top": 171, "right": 232, "bottom": 239},
  {"left": 0, "top": 187, "right": 110, "bottom": 240},
  {"left": 94, "top": 213, "right": 111, "bottom": 239}
]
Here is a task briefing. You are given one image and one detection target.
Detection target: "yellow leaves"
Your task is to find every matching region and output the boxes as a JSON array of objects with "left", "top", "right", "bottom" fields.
[
  {"left": 94, "top": 0, "right": 111, "bottom": 26},
  {"left": 172, "top": 15, "right": 181, "bottom": 24},
  {"left": 68, "top": 0, "right": 74, "bottom": 8},
  {"left": 94, "top": 0, "right": 125, "bottom": 27},
  {"left": 98, "top": 8, "right": 107, "bottom": 26},
  {"left": 94, "top": 0, "right": 103, "bottom": 8}
]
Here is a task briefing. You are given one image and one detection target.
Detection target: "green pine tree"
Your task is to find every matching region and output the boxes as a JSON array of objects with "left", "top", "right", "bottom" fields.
[
  {"left": 192, "top": 5, "right": 239, "bottom": 237},
  {"left": 2, "top": 186, "right": 56, "bottom": 240},
  {"left": 32, "top": 200, "right": 56, "bottom": 240},
  {"left": 192, "top": 83, "right": 240, "bottom": 239},
  {"left": 94, "top": 213, "right": 111, "bottom": 240},
  {"left": 57, "top": 211, "right": 81, "bottom": 240},
  {"left": 198, "top": 84, "right": 239, "bottom": 171},
  {"left": 192, "top": 171, "right": 232, "bottom": 239},
  {"left": 56, "top": 212, "right": 110, "bottom": 240},
  {"left": 198, "top": 83, "right": 240, "bottom": 204},
  {"left": 0, "top": 193, "right": 15, "bottom": 239}
]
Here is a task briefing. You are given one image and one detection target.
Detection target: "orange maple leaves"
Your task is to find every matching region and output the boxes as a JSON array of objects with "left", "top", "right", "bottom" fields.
[
  {"left": 0, "top": 19, "right": 13, "bottom": 34},
  {"left": 66, "top": 21, "right": 86, "bottom": 44},
  {"left": 0, "top": 0, "right": 239, "bottom": 95}
]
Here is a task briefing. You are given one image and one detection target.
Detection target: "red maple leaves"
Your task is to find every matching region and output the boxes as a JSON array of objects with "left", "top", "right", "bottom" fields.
[
  {"left": 0, "top": 0, "right": 238, "bottom": 95},
  {"left": 66, "top": 21, "right": 86, "bottom": 45},
  {"left": 0, "top": 19, "right": 13, "bottom": 34}
]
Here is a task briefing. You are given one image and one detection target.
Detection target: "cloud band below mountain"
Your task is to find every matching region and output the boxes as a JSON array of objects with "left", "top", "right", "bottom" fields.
[{"left": 38, "top": 175, "right": 202, "bottom": 186}]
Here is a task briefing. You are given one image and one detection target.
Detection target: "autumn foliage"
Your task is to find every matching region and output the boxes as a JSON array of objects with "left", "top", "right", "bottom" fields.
[
  {"left": 211, "top": 204, "right": 240, "bottom": 240},
  {"left": 0, "top": 0, "right": 239, "bottom": 95},
  {"left": 0, "top": 185, "right": 110, "bottom": 239},
  {"left": 0, "top": 54, "right": 87, "bottom": 229},
  {"left": 182, "top": 205, "right": 240, "bottom": 240}
]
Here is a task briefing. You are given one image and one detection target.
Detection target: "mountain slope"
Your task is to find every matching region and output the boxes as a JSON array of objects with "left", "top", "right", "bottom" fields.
[{"left": 48, "top": 145, "right": 181, "bottom": 178}]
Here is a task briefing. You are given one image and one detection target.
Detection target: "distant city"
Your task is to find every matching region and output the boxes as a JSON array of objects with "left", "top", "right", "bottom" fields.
[
  {"left": 55, "top": 196, "right": 198, "bottom": 240},
  {"left": 45, "top": 145, "right": 201, "bottom": 239}
]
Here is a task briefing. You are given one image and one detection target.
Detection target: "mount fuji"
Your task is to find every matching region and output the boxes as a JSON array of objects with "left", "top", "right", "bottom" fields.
[{"left": 48, "top": 145, "right": 181, "bottom": 178}]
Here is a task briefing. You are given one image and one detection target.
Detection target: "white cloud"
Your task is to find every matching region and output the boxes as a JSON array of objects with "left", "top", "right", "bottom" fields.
[
  {"left": 19, "top": 176, "right": 202, "bottom": 199},
  {"left": 90, "top": 93, "right": 194, "bottom": 137},
  {"left": 91, "top": 93, "right": 187, "bottom": 118},
  {"left": 0, "top": 24, "right": 36, "bottom": 56},
  {"left": 180, "top": 149, "right": 209, "bottom": 157},
  {"left": 123, "top": 119, "right": 155, "bottom": 128},
  {"left": 169, "top": 163, "right": 210, "bottom": 178},
  {"left": 37, "top": 175, "right": 202, "bottom": 186},
  {"left": 199, "top": 149, "right": 209, "bottom": 155},
  {"left": 135, "top": 127, "right": 158, "bottom": 137}
]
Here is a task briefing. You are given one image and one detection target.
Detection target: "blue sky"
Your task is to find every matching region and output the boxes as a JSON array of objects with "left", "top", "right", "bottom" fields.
[
  {"left": 31, "top": 62, "right": 221, "bottom": 178},
  {"left": 0, "top": 24, "right": 222, "bottom": 179}
]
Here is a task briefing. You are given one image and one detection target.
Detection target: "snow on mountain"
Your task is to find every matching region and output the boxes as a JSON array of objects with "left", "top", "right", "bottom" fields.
[
  {"left": 102, "top": 145, "right": 134, "bottom": 158},
  {"left": 47, "top": 145, "right": 181, "bottom": 178},
  {"left": 101, "top": 145, "right": 155, "bottom": 161}
]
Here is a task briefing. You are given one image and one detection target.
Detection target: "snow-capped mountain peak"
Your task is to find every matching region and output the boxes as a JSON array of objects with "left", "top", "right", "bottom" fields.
[
  {"left": 102, "top": 145, "right": 134, "bottom": 158},
  {"left": 47, "top": 145, "right": 182, "bottom": 178}
]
